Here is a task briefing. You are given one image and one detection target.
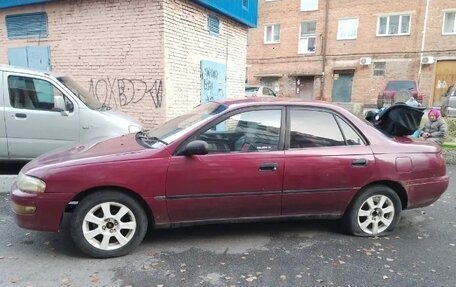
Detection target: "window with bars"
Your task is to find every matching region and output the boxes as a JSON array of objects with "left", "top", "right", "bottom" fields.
[
  {"left": 373, "top": 62, "right": 386, "bottom": 77},
  {"left": 299, "top": 21, "right": 316, "bottom": 54},
  {"left": 443, "top": 11, "right": 456, "bottom": 35},
  {"left": 5, "top": 12, "right": 48, "bottom": 39},
  {"left": 208, "top": 15, "right": 220, "bottom": 36},
  {"left": 377, "top": 14, "right": 411, "bottom": 36},
  {"left": 264, "top": 24, "right": 280, "bottom": 44}
]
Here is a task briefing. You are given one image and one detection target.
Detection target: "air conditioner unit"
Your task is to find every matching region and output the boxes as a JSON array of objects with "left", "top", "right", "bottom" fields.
[
  {"left": 421, "top": 56, "right": 435, "bottom": 65},
  {"left": 359, "top": 57, "right": 372, "bottom": 65}
]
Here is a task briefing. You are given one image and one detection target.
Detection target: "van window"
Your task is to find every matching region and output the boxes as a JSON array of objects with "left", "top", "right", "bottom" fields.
[{"left": 8, "top": 76, "right": 72, "bottom": 112}]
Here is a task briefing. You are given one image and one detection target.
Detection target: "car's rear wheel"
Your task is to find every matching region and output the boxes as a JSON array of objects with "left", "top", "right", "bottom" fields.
[
  {"left": 70, "top": 191, "right": 148, "bottom": 258},
  {"left": 344, "top": 185, "right": 402, "bottom": 236}
]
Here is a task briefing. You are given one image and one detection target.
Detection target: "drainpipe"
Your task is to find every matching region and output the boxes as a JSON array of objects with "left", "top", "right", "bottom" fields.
[
  {"left": 418, "top": 0, "right": 430, "bottom": 87},
  {"left": 319, "top": 0, "right": 329, "bottom": 100}
]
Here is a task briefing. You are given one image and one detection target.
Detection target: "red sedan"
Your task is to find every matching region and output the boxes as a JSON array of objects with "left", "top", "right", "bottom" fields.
[{"left": 11, "top": 98, "right": 449, "bottom": 258}]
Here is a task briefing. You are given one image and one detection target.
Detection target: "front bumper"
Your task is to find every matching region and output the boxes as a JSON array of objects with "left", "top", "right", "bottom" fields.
[
  {"left": 10, "top": 187, "right": 73, "bottom": 232},
  {"left": 406, "top": 175, "right": 449, "bottom": 209}
]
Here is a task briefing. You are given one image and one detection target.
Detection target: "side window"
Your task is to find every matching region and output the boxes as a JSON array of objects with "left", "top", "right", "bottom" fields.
[
  {"left": 335, "top": 116, "right": 364, "bottom": 146},
  {"left": 289, "top": 109, "right": 345, "bottom": 148},
  {"left": 195, "top": 109, "right": 282, "bottom": 153},
  {"left": 8, "top": 76, "right": 71, "bottom": 112},
  {"left": 263, "top": 88, "right": 274, "bottom": 96}
]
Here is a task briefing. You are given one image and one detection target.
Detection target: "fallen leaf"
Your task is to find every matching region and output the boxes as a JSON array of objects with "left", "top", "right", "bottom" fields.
[
  {"left": 62, "top": 277, "right": 71, "bottom": 286},
  {"left": 386, "top": 258, "right": 394, "bottom": 262},
  {"left": 280, "top": 275, "right": 286, "bottom": 280},
  {"left": 339, "top": 260, "right": 346, "bottom": 264},
  {"left": 246, "top": 276, "right": 257, "bottom": 282},
  {"left": 296, "top": 275, "right": 302, "bottom": 278},
  {"left": 383, "top": 275, "right": 388, "bottom": 279}
]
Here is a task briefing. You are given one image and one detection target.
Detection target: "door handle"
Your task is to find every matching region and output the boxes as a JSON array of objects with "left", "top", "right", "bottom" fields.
[
  {"left": 352, "top": 158, "right": 368, "bottom": 167},
  {"left": 259, "top": 163, "right": 278, "bottom": 171},
  {"left": 14, "top": 113, "right": 27, "bottom": 119}
]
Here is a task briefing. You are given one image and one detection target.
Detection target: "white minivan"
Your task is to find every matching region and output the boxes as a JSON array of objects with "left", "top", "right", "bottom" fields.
[{"left": 0, "top": 65, "right": 143, "bottom": 160}]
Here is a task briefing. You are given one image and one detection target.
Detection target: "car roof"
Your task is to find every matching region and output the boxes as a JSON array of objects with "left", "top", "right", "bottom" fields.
[
  {"left": 215, "top": 97, "right": 350, "bottom": 112},
  {"left": 0, "top": 65, "right": 60, "bottom": 78}
]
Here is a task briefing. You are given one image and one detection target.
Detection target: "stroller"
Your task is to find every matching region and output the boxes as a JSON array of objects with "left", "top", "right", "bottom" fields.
[{"left": 365, "top": 103, "right": 425, "bottom": 136}]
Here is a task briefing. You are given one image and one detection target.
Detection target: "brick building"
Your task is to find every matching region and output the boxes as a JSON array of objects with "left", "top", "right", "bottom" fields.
[
  {"left": 247, "top": 0, "right": 456, "bottom": 106},
  {"left": 0, "top": 0, "right": 257, "bottom": 128}
]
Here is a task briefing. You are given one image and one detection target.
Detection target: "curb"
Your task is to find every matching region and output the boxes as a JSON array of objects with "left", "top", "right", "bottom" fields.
[{"left": 0, "top": 175, "right": 16, "bottom": 194}]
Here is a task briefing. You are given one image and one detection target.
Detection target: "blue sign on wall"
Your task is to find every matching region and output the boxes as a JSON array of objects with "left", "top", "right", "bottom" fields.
[{"left": 200, "top": 60, "right": 226, "bottom": 103}]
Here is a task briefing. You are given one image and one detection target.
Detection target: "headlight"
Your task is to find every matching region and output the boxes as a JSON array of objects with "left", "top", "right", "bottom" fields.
[
  {"left": 16, "top": 172, "right": 46, "bottom": 193},
  {"left": 128, "top": 125, "right": 142, "bottom": 133}
]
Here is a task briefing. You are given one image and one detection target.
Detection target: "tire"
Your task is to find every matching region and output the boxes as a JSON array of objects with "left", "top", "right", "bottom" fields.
[
  {"left": 343, "top": 185, "right": 402, "bottom": 237},
  {"left": 70, "top": 190, "right": 148, "bottom": 258}
]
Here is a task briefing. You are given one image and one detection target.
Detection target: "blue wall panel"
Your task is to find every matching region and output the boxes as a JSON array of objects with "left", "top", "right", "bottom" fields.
[
  {"left": 0, "top": 0, "right": 55, "bottom": 9},
  {"left": 201, "top": 60, "right": 226, "bottom": 103},
  {"left": 193, "top": 0, "right": 258, "bottom": 28}
]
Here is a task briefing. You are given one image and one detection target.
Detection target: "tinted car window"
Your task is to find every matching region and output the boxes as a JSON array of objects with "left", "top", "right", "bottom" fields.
[
  {"left": 8, "top": 75, "right": 67, "bottom": 111},
  {"left": 335, "top": 116, "right": 364, "bottom": 145},
  {"left": 289, "top": 109, "right": 345, "bottom": 148},
  {"left": 245, "top": 87, "right": 259, "bottom": 94},
  {"left": 195, "top": 109, "right": 282, "bottom": 153}
]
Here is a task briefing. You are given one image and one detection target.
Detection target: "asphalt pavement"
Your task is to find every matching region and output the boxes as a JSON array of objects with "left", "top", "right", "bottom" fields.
[{"left": 0, "top": 167, "right": 455, "bottom": 287}]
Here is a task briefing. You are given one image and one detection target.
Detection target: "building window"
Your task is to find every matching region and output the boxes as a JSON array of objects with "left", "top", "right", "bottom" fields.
[
  {"left": 208, "top": 15, "right": 220, "bottom": 35},
  {"left": 373, "top": 62, "right": 386, "bottom": 76},
  {"left": 264, "top": 24, "right": 280, "bottom": 44},
  {"left": 5, "top": 12, "right": 48, "bottom": 39},
  {"left": 300, "top": 0, "right": 318, "bottom": 11},
  {"left": 377, "top": 14, "right": 411, "bottom": 36},
  {"left": 443, "top": 11, "right": 456, "bottom": 35},
  {"left": 242, "top": 0, "right": 249, "bottom": 10},
  {"left": 337, "top": 18, "right": 359, "bottom": 40},
  {"left": 299, "top": 21, "right": 316, "bottom": 54}
]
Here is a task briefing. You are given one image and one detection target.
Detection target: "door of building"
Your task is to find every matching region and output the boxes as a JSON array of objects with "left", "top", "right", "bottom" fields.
[
  {"left": 297, "top": 77, "right": 314, "bottom": 100},
  {"left": 200, "top": 60, "right": 226, "bottom": 103},
  {"left": 433, "top": 60, "right": 456, "bottom": 106},
  {"left": 8, "top": 46, "right": 51, "bottom": 71},
  {"left": 332, "top": 71, "right": 354, "bottom": 102}
]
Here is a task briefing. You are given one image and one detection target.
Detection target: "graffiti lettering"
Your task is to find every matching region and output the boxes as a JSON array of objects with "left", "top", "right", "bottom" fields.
[{"left": 89, "top": 78, "right": 163, "bottom": 108}]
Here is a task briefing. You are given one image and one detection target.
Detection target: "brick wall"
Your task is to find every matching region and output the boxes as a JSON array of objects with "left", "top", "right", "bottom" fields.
[
  {"left": 0, "top": 0, "right": 166, "bottom": 128},
  {"left": 163, "top": 0, "right": 247, "bottom": 121}
]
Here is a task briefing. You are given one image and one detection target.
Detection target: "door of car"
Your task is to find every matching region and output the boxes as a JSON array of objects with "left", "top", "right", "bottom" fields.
[
  {"left": 166, "top": 107, "right": 285, "bottom": 222},
  {"left": 282, "top": 107, "right": 375, "bottom": 216},
  {"left": 0, "top": 71, "right": 8, "bottom": 158},
  {"left": 3, "top": 73, "right": 79, "bottom": 159}
]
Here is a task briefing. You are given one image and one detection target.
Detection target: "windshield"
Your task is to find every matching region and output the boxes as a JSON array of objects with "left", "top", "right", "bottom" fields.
[
  {"left": 58, "top": 77, "right": 103, "bottom": 110},
  {"left": 385, "top": 81, "right": 416, "bottom": 91},
  {"left": 146, "top": 102, "right": 228, "bottom": 146}
]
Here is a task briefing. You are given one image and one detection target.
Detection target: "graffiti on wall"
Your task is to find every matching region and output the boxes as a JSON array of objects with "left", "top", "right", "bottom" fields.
[
  {"left": 200, "top": 60, "right": 226, "bottom": 103},
  {"left": 88, "top": 78, "right": 163, "bottom": 108}
]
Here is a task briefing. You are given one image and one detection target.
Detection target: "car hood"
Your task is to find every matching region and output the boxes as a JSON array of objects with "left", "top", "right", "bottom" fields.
[
  {"left": 22, "top": 134, "right": 165, "bottom": 174},
  {"left": 100, "top": 109, "right": 143, "bottom": 127}
]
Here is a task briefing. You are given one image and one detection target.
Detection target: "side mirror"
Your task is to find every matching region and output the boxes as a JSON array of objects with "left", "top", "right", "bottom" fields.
[
  {"left": 53, "top": 95, "right": 66, "bottom": 112},
  {"left": 184, "top": 140, "right": 209, "bottom": 156}
]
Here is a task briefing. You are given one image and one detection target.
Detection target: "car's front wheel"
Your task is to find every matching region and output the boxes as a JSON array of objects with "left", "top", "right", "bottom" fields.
[
  {"left": 344, "top": 185, "right": 402, "bottom": 236},
  {"left": 70, "top": 191, "right": 148, "bottom": 258}
]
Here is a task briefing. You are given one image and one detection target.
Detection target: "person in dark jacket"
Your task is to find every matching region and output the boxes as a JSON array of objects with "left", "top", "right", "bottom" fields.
[{"left": 420, "top": 108, "right": 448, "bottom": 145}]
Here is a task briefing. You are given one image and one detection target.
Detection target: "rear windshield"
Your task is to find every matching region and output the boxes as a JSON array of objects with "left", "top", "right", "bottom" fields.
[{"left": 385, "top": 81, "right": 416, "bottom": 91}]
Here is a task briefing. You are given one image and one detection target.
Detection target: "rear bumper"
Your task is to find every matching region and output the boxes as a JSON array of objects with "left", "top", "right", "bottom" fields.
[
  {"left": 10, "top": 187, "right": 72, "bottom": 232},
  {"left": 406, "top": 175, "right": 449, "bottom": 209}
]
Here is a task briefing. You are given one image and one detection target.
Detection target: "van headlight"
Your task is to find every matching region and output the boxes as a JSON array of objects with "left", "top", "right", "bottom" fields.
[
  {"left": 16, "top": 172, "right": 46, "bottom": 193},
  {"left": 128, "top": 125, "right": 142, "bottom": 133}
]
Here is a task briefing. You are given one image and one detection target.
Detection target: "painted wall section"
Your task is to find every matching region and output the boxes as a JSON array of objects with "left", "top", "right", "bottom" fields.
[
  {"left": 193, "top": 0, "right": 258, "bottom": 27},
  {"left": 0, "top": 0, "right": 55, "bottom": 9}
]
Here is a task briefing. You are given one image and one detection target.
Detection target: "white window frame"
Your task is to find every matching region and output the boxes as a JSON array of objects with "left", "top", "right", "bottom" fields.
[
  {"left": 264, "top": 24, "right": 280, "bottom": 44},
  {"left": 337, "top": 18, "right": 359, "bottom": 40},
  {"left": 442, "top": 10, "right": 456, "bottom": 35},
  {"left": 300, "top": 0, "right": 318, "bottom": 12},
  {"left": 376, "top": 14, "right": 411, "bottom": 36},
  {"left": 299, "top": 21, "right": 316, "bottom": 54}
]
